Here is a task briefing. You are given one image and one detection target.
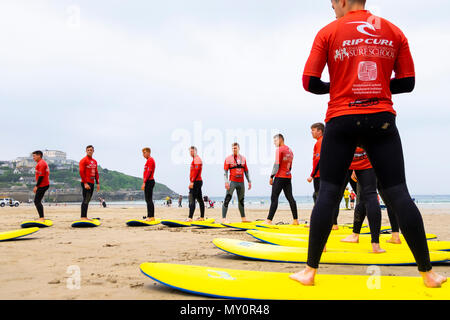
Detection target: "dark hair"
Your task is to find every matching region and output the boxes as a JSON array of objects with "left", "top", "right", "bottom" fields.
[
  {"left": 190, "top": 146, "right": 197, "bottom": 152},
  {"left": 311, "top": 122, "right": 325, "bottom": 133},
  {"left": 232, "top": 142, "right": 240, "bottom": 148},
  {"left": 32, "top": 150, "right": 43, "bottom": 157},
  {"left": 273, "top": 134, "right": 284, "bottom": 141},
  {"left": 86, "top": 145, "right": 94, "bottom": 150}
]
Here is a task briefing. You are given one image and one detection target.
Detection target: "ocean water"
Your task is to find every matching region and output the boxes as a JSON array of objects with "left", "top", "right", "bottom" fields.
[{"left": 95, "top": 194, "right": 450, "bottom": 211}]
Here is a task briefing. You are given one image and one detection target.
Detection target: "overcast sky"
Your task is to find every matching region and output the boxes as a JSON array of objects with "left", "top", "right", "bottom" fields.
[{"left": 1, "top": 0, "right": 449, "bottom": 197}]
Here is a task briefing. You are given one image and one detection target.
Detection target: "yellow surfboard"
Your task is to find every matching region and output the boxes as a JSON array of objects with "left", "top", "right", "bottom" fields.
[
  {"left": 21, "top": 219, "right": 53, "bottom": 228},
  {"left": 252, "top": 225, "right": 434, "bottom": 238},
  {"left": 255, "top": 224, "right": 392, "bottom": 235},
  {"left": 221, "top": 221, "right": 266, "bottom": 230},
  {"left": 126, "top": 219, "right": 161, "bottom": 227},
  {"left": 71, "top": 219, "right": 101, "bottom": 228},
  {"left": 247, "top": 230, "right": 450, "bottom": 252},
  {"left": 191, "top": 221, "right": 227, "bottom": 229},
  {"left": 161, "top": 218, "right": 214, "bottom": 227},
  {"left": 213, "top": 238, "right": 450, "bottom": 265},
  {"left": 140, "top": 262, "right": 450, "bottom": 300},
  {"left": 0, "top": 227, "right": 39, "bottom": 241}
]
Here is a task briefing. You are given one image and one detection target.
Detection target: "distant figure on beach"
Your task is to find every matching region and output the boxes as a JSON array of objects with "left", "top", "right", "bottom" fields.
[
  {"left": 266, "top": 134, "right": 299, "bottom": 225},
  {"left": 79, "top": 145, "right": 100, "bottom": 221},
  {"left": 307, "top": 123, "right": 324, "bottom": 204},
  {"left": 178, "top": 195, "right": 183, "bottom": 207},
  {"left": 32, "top": 150, "right": 50, "bottom": 222},
  {"left": 350, "top": 190, "right": 356, "bottom": 209},
  {"left": 222, "top": 142, "right": 252, "bottom": 224},
  {"left": 98, "top": 197, "right": 107, "bottom": 208},
  {"left": 187, "top": 146, "right": 205, "bottom": 222},
  {"left": 141, "top": 147, "right": 156, "bottom": 221},
  {"left": 343, "top": 187, "right": 350, "bottom": 209}
]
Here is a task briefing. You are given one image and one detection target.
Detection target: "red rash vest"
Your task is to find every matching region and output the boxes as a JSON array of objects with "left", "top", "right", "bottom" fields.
[
  {"left": 275, "top": 145, "right": 294, "bottom": 179},
  {"left": 310, "top": 136, "right": 323, "bottom": 178},
  {"left": 190, "top": 155, "right": 203, "bottom": 182},
  {"left": 143, "top": 157, "right": 156, "bottom": 182},
  {"left": 303, "top": 10, "right": 415, "bottom": 122},
  {"left": 79, "top": 156, "right": 99, "bottom": 184},
  {"left": 224, "top": 154, "right": 249, "bottom": 183},
  {"left": 349, "top": 147, "right": 372, "bottom": 171},
  {"left": 35, "top": 159, "right": 50, "bottom": 187}
]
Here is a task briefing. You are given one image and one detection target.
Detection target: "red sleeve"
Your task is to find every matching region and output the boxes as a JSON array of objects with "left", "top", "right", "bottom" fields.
[
  {"left": 310, "top": 141, "right": 321, "bottom": 178},
  {"left": 244, "top": 160, "right": 248, "bottom": 172},
  {"left": 224, "top": 159, "right": 229, "bottom": 171},
  {"left": 95, "top": 160, "right": 99, "bottom": 184},
  {"left": 275, "top": 148, "right": 281, "bottom": 165},
  {"left": 394, "top": 32, "right": 415, "bottom": 79},
  {"left": 79, "top": 158, "right": 86, "bottom": 183},
  {"left": 303, "top": 28, "right": 328, "bottom": 79}
]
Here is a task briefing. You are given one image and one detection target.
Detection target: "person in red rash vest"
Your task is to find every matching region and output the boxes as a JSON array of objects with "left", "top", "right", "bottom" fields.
[
  {"left": 141, "top": 147, "right": 156, "bottom": 221},
  {"left": 307, "top": 122, "right": 325, "bottom": 204},
  {"left": 187, "top": 146, "right": 205, "bottom": 222},
  {"left": 79, "top": 145, "right": 100, "bottom": 221},
  {"left": 290, "top": 0, "right": 446, "bottom": 288},
  {"left": 32, "top": 150, "right": 50, "bottom": 221}
]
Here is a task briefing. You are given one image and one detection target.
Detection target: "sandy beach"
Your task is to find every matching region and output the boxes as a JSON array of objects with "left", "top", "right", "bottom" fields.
[{"left": 0, "top": 204, "right": 449, "bottom": 300}]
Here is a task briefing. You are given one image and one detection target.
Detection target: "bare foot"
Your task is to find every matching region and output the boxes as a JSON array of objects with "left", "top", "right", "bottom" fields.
[
  {"left": 386, "top": 232, "right": 402, "bottom": 244},
  {"left": 341, "top": 234, "right": 359, "bottom": 243},
  {"left": 145, "top": 217, "right": 155, "bottom": 222},
  {"left": 323, "top": 244, "right": 327, "bottom": 253},
  {"left": 221, "top": 219, "right": 229, "bottom": 224},
  {"left": 265, "top": 220, "right": 272, "bottom": 225},
  {"left": 371, "top": 243, "right": 386, "bottom": 253},
  {"left": 38, "top": 217, "right": 46, "bottom": 222},
  {"left": 196, "top": 217, "right": 205, "bottom": 221},
  {"left": 292, "top": 219, "right": 299, "bottom": 225},
  {"left": 242, "top": 219, "right": 252, "bottom": 223},
  {"left": 421, "top": 270, "right": 447, "bottom": 288},
  {"left": 185, "top": 218, "right": 193, "bottom": 222},
  {"left": 289, "top": 266, "right": 317, "bottom": 286},
  {"left": 80, "top": 217, "right": 92, "bottom": 221},
  {"left": 332, "top": 225, "right": 339, "bottom": 230}
]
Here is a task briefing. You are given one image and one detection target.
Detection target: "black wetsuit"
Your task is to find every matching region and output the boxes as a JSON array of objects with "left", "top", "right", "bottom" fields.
[
  {"left": 189, "top": 181, "right": 205, "bottom": 219},
  {"left": 81, "top": 182, "right": 94, "bottom": 218},
  {"left": 34, "top": 176, "right": 49, "bottom": 218},
  {"left": 307, "top": 112, "right": 432, "bottom": 272},
  {"left": 145, "top": 180, "right": 155, "bottom": 218}
]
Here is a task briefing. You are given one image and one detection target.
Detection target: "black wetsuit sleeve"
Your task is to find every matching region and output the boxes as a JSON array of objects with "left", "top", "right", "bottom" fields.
[
  {"left": 270, "top": 164, "right": 279, "bottom": 179},
  {"left": 36, "top": 176, "right": 44, "bottom": 187},
  {"left": 303, "top": 75, "right": 330, "bottom": 95},
  {"left": 390, "top": 77, "right": 415, "bottom": 94}
]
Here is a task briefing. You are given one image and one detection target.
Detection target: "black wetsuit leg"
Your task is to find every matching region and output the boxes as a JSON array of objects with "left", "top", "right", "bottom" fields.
[
  {"left": 189, "top": 181, "right": 205, "bottom": 219},
  {"left": 267, "top": 178, "right": 284, "bottom": 221},
  {"left": 313, "top": 178, "right": 320, "bottom": 204},
  {"left": 34, "top": 185, "right": 49, "bottom": 218},
  {"left": 281, "top": 179, "right": 298, "bottom": 220},
  {"left": 378, "top": 182, "right": 400, "bottom": 233},
  {"left": 145, "top": 180, "right": 155, "bottom": 218},
  {"left": 354, "top": 168, "right": 381, "bottom": 243},
  {"left": 81, "top": 182, "right": 95, "bottom": 218}
]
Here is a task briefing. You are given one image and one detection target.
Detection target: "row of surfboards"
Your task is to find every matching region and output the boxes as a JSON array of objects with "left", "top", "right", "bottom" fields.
[
  {"left": 137, "top": 219, "right": 450, "bottom": 299},
  {"left": 0, "top": 218, "right": 377, "bottom": 242}
]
